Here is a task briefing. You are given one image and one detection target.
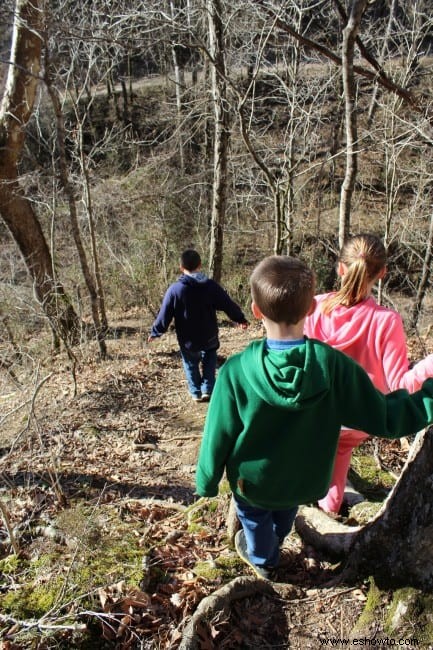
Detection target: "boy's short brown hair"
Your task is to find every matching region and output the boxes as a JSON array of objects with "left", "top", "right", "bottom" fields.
[{"left": 250, "top": 256, "right": 315, "bottom": 325}]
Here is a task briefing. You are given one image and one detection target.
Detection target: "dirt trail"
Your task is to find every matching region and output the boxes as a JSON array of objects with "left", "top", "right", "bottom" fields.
[{"left": 0, "top": 319, "right": 414, "bottom": 648}]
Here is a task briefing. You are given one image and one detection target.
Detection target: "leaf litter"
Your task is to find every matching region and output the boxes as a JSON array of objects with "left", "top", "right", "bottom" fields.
[{"left": 0, "top": 321, "right": 416, "bottom": 648}]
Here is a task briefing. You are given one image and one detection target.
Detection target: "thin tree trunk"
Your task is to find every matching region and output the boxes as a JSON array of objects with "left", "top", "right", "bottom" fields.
[
  {"left": 273, "top": 190, "right": 284, "bottom": 255},
  {"left": 172, "top": 44, "right": 185, "bottom": 174},
  {"left": 44, "top": 65, "right": 107, "bottom": 357},
  {"left": 339, "top": 0, "right": 369, "bottom": 248},
  {"left": 409, "top": 211, "right": 433, "bottom": 331},
  {"left": 170, "top": 0, "right": 185, "bottom": 175},
  {"left": 207, "top": 0, "right": 229, "bottom": 283},
  {"left": 78, "top": 124, "right": 109, "bottom": 346},
  {"left": 203, "top": 57, "right": 213, "bottom": 221},
  {"left": 367, "top": 0, "right": 398, "bottom": 126},
  {"left": 284, "top": 6, "right": 302, "bottom": 256}
]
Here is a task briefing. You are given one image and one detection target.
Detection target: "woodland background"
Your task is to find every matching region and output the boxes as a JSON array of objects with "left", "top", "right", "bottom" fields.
[{"left": 2, "top": 1, "right": 433, "bottom": 648}]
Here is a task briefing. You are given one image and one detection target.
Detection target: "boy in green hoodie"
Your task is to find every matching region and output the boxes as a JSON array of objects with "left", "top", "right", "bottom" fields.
[{"left": 195, "top": 255, "right": 433, "bottom": 580}]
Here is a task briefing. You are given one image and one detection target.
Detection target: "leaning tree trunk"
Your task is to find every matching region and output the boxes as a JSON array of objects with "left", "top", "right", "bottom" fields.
[
  {"left": 341, "top": 427, "right": 433, "bottom": 590},
  {"left": 0, "top": 0, "right": 80, "bottom": 347},
  {"left": 207, "top": 0, "right": 229, "bottom": 284},
  {"left": 338, "top": 0, "right": 369, "bottom": 248},
  {"left": 297, "top": 427, "right": 433, "bottom": 590}
]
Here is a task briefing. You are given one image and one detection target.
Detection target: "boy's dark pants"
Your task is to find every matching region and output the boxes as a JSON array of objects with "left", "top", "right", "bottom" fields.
[{"left": 233, "top": 494, "right": 298, "bottom": 567}]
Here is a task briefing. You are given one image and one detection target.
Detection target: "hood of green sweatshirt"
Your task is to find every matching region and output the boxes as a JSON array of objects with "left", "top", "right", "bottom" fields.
[{"left": 240, "top": 338, "right": 330, "bottom": 409}]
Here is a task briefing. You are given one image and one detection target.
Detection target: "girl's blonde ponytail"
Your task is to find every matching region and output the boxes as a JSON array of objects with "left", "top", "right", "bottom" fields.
[{"left": 322, "top": 234, "right": 386, "bottom": 314}]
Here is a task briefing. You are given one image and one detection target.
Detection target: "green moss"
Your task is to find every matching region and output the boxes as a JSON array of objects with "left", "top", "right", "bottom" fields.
[
  {"left": 193, "top": 560, "right": 222, "bottom": 581},
  {"left": 187, "top": 497, "right": 220, "bottom": 524},
  {"left": 350, "top": 451, "right": 395, "bottom": 499},
  {"left": 349, "top": 501, "right": 382, "bottom": 525},
  {"left": 214, "top": 555, "right": 243, "bottom": 579},
  {"left": 0, "top": 554, "right": 22, "bottom": 573},
  {"left": 193, "top": 554, "right": 243, "bottom": 582},
  {"left": 352, "top": 577, "right": 383, "bottom": 632},
  {"left": 0, "top": 504, "right": 146, "bottom": 620},
  {"left": 187, "top": 522, "right": 206, "bottom": 534},
  {"left": 2, "top": 579, "right": 62, "bottom": 618},
  {"left": 385, "top": 588, "right": 433, "bottom": 643},
  {"left": 218, "top": 480, "right": 231, "bottom": 496},
  {"left": 75, "top": 535, "right": 144, "bottom": 588}
]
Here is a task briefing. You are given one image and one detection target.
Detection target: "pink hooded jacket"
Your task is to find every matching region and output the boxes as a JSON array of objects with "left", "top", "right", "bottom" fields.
[{"left": 304, "top": 294, "right": 433, "bottom": 394}]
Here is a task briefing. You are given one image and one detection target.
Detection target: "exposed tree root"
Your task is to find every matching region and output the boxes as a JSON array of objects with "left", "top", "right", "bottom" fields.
[
  {"left": 295, "top": 506, "right": 360, "bottom": 559},
  {"left": 178, "top": 576, "right": 301, "bottom": 649},
  {"left": 226, "top": 495, "right": 241, "bottom": 545}
]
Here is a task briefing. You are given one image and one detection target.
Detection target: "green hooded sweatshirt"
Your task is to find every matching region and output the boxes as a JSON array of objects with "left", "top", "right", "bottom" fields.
[{"left": 195, "top": 338, "right": 433, "bottom": 510}]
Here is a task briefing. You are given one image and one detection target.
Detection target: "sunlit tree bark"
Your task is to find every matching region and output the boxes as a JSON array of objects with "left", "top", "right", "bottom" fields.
[
  {"left": 207, "top": 0, "right": 229, "bottom": 283},
  {"left": 0, "top": 0, "right": 80, "bottom": 348},
  {"left": 338, "top": 0, "right": 369, "bottom": 248}
]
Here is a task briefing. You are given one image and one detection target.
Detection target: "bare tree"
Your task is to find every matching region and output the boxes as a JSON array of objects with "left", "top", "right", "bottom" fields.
[
  {"left": 366, "top": 0, "right": 398, "bottom": 126},
  {"left": 207, "top": 0, "right": 229, "bottom": 282},
  {"left": 338, "top": 0, "right": 369, "bottom": 248},
  {"left": 0, "top": 0, "right": 80, "bottom": 348}
]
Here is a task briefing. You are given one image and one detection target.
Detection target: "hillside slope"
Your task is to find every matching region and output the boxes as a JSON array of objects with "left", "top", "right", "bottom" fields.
[{"left": 0, "top": 317, "right": 428, "bottom": 648}]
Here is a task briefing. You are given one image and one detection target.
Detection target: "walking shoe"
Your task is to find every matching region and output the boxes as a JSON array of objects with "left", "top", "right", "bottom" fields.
[
  {"left": 192, "top": 395, "right": 202, "bottom": 402},
  {"left": 201, "top": 393, "right": 211, "bottom": 402},
  {"left": 234, "top": 530, "right": 273, "bottom": 580}
]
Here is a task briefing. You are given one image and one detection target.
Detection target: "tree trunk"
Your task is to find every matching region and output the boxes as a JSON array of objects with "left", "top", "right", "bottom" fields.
[
  {"left": 273, "top": 189, "right": 284, "bottom": 255},
  {"left": 338, "top": 0, "right": 369, "bottom": 248},
  {"left": 366, "top": 0, "right": 398, "bottom": 126},
  {"left": 170, "top": 0, "right": 185, "bottom": 175},
  {"left": 207, "top": 0, "right": 229, "bottom": 283},
  {"left": 296, "top": 428, "right": 433, "bottom": 591},
  {"left": 0, "top": 0, "right": 80, "bottom": 346},
  {"left": 44, "top": 73, "right": 107, "bottom": 357},
  {"left": 341, "top": 427, "right": 433, "bottom": 591},
  {"left": 409, "top": 211, "right": 433, "bottom": 331}
]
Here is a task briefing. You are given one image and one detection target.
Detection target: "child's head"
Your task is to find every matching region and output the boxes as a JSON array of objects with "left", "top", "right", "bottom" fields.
[
  {"left": 180, "top": 249, "right": 201, "bottom": 272},
  {"left": 250, "top": 256, "right": 315, "bottom": 325},
  {"left": 323, "top": 233, "right": 386, "bottom": 313}
]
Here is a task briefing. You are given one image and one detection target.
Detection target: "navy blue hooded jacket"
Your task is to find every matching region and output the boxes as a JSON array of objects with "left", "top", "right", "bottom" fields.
[{"left": 150, "top": 272, "right": 248, "bottom": 351}]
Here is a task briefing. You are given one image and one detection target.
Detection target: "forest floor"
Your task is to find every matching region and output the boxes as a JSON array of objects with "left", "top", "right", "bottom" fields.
[{"left": 0, "top": 314, "right": 427, "bottom": 648}]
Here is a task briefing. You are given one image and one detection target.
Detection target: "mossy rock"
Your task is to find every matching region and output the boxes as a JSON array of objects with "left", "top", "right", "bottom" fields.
[
  {"left": 349, "top": 500, "right": 383, "bottom": 525},
  {"left": 350, "top": 452, "right": 395, "bottom": 499}
]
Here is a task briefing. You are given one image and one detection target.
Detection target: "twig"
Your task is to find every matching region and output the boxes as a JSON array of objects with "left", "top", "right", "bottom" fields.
[
  {"left": 372, "top": 439, "right": 400, "bottom": 480},
  {"left": 0, "top": 612, "right": 87, "bottom": 632},
  {"left": 7, "top": 367, "right": 53, "bottom": 454},
  {"left": 164, "top": 434, "right": 202, "bottom": 443},
  {"left": 0, "top": 499, "right": 20, "bottom": 555}
]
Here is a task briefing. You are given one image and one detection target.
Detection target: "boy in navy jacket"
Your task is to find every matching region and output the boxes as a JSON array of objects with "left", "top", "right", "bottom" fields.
[{"left": 148, "top": 250, "right": 248, "bottom": 401}]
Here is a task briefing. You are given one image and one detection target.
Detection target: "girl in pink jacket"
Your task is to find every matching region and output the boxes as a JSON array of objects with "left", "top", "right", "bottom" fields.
[{"left": 304, "top": 233, "right": 433, "bottom": 514}]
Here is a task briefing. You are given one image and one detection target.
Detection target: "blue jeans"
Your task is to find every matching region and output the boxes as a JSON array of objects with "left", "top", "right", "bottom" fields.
[
  {"left": 180, "top": 347, "right": 217, "bottom": 398},
  {"left": 234, "top": 494, "right": 298, "bottom": 567}
]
